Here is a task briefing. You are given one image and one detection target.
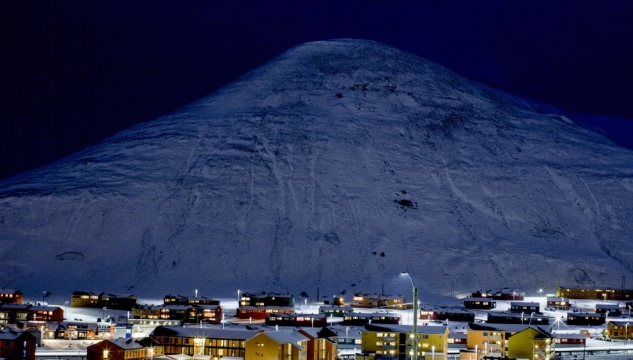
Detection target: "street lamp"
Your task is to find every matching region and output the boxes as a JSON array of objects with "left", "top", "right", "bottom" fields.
[
  {"left": 237, "top": 289, "right": 241, "bottom": 306},
  {"left": 102, "top": 307, "right": 107, "bottom": 321},
  {"left": 401, "top": 272, "right": 418, "bottom": 360},
  {"left": 431, "top": 345, "right": 435, "bottom": 360}
]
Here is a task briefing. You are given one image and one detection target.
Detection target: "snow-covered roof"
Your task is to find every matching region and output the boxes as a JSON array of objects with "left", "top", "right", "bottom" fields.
[
  {"left": 150, "top": 325, "right": 256, "bottom": 340},
  {"left": 259, "top": 330, "right": 309, "bottom": 347},
  {"left": 364, "top": 324, "right": 447, "bottom": 335}
]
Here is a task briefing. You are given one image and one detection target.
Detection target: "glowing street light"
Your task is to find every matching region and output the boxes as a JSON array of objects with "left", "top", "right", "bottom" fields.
[{"left": 401, "top": 272, "right": 418, "bottom": 360}]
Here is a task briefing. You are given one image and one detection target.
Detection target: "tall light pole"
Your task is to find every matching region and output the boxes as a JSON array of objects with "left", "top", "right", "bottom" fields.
[
  {"left": 237, "top": 289, "right": 241, "bottom": 306},
  {"left": 401, "top": 272, "right": 418, "bottom": 360}
]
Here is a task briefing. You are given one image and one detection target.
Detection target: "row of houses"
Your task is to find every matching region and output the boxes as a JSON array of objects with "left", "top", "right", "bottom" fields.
[
  {"left": 71, "top": 291, "right": 137, "bottom": 310},
  {"left": 84, "top": 321, "right": 562, "bottom": 360},
  {"left": 88, "top": 325, "right": 337, "bottom": 360},
  {"left": 132, "top": 304, "right": 222, "bottom": 324},
  {"left": 557, "top": 285, "right": 633, "bottom": 301}
]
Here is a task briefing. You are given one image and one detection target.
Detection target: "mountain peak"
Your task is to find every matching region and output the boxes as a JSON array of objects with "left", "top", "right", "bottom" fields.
[{"left": 1, "top": 40, "right": 632, "bottom": 300}]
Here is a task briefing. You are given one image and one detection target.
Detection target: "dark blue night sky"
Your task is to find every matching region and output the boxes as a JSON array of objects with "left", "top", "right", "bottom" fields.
[{"left": 1, "top": 1, "right": 632, "bottom": 179}]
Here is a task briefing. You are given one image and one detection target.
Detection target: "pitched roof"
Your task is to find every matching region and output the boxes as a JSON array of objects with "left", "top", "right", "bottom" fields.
[
  {"left": 150, "top": 325, "right": 255, "bottom": 340},
  {"left": 259, "top": 330, "right": 309, "bottom": 347},
  {"left": 364, "top": 323, "right": 447, "bottom": 335}
]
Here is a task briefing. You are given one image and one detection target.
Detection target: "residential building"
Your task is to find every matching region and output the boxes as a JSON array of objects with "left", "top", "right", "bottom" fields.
[
  {"left": 0, "top": 328, "right": 36, "bottom": 360},
  {"left": 164, "top": 295, "right": 220, "bottom": 306},
  {"left": 71, "top": 291, "right": 100, "bottom": 307},
  {"left": 352, "top": 294, "right": 381, "bottom": 308},
  {"left": 53, "top": 321, "right": 98, "bottom": 340},
  {"left": 557, "top": 286, "right": 633, "bottom": 301},
  {"left": 486, "top": 312, "right": 549, "bottom": 325},
  {"left": 463, "top": 298, "right": 496, "bottom": 310},
  {"left": 239, "top": 292, "right": 295, "bottom": 307},
  {"left": 595, "top": 303, "right": 622, "bottom": 316},
  {"left": 87, "top": 337, "right": 163, "bottom": 360},
  {"left": 471, "top": 288, "right": 524, "bottom": 301},
  {"left": 509, "top": 302, "right": 540, "bottom": 314},
  {"left": 552, "top": 333, "right": 587, "bottom": 347},
  {"left": 236, "top": 306, "right": 295, "bottom": 320},
  {"left": 245, "top": 330, "right": 309, "bottom": 360},
  {"left": 319, "top": 305, "right": 353, "bottom": 317},
  {"left": 565, "top": 312, "right": 606, "bottom": 326},
  {"left": 546, "top": 297, "right": 569, "bottom": 310},
  {"left": 0, "top": 290, "right": 23, "bottom": 305},
  {"left": 100, "top": 294, "right": 137, "bottom": 310},
  {"left": 186, "top": 304, "right": 222, "bottom": 324},
  {"left": 266, "top": 313, "right": 328, "bottom": 327},
  {"left": 71, "top": 291, "right": 137, "bottom": 310},
  {"left": 0, "top": 304, "right": 64, "bottom": 324},
  {"left": 447, "top": 333, "right": 467, "bottom": 349},
  {"left": 605, "top": 321, "right": 633, "bottom": 340},
  {"left": 329, "top": 325, "right": 363, "bottom": 350},
  {"left": 342, "top": 313, "right": 401, "bottom": 326},
  {"left": 150, "top": 325, "right": 254, "bottom": 357},
  {"left": 418, "top": 306, "right": 474, "bottom": 323},
  {"left": 380, "top": 295, "right": 407, "bottom": 309},
  {"left": 466, "top": 323, "right": 508, "bottom": 358},
  {"left": 361, "top": 323, "right": 449, "bottom": 360},
  {"left": 298, "top": 328, "right": 338, "bottom": 360},
  {"left": 506, "top": 326, "right": 555, "bottom": 360}
]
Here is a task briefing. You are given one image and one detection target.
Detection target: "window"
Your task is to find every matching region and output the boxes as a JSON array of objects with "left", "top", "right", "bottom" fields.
[{"left": 103, "top": 350, "right": 109, "bottom": 359}]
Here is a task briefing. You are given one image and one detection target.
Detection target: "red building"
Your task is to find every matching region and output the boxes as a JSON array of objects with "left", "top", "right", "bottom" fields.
[
  {"left": 0, "top": 304, "right": 63, "bottom": 324},
  {"left": 236, "top": 306, "right": 294, "bottom": 320},
  {"left": 419, "top": 306, "right": 475, "bottom": 322},
  {"left": 87, "top": 337, "right": 163, "bottom": 360},
  {"left": 0, "top": 290, "right": 23, "bottom": 304},
  {"left": 0, "top": 328, "right": 36, "bottom": 360}
]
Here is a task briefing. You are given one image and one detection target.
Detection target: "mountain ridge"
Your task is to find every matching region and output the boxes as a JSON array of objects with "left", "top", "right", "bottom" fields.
[{"left": 1, "top": 39, "right": 632, "bottom": 300}]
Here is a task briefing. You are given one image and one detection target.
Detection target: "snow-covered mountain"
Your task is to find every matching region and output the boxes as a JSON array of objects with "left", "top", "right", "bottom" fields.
[{"left": 1, "top": 39, "right": 632, "bottom": 302}]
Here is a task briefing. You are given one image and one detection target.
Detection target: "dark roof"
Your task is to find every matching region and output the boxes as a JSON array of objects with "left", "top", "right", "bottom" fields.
[{"left": 150, "top": 325, "right": 255, "bottom": 340}]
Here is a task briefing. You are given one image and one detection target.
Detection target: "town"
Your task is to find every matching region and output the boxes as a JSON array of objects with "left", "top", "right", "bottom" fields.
[{"left": 1, "top": 285, "right": 632, "bottom": 360}]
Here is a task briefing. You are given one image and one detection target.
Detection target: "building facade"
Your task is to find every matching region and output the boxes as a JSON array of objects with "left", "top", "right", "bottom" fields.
[
  {"left": 0, "top": 290, "right": 23, "bottom": 305},
  {"left": 87, "top": 337, "right": 163, "bottom": 360},
  {"left": 0, "top": 328, "right": 36, "bottom": 360}
]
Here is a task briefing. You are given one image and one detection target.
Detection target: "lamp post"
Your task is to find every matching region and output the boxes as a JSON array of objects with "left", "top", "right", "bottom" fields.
[
  {"left": 401, "top": 272, "right": 418, "bottom": 360},
  {"left": 237, "top": 289, "right": 241, "bottom": 306},
  {"left": 431, "top": 345, "right": 435, "bottom": 360},
  {"left": 521, "top": 312, "right": 524, "bottom": 325},
  {"left": 102, "top": 307, "right": 107, "bottom": 321}
]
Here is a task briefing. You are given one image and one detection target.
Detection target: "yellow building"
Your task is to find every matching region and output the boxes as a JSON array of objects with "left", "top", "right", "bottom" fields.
[
  {"left": 465, "top": 325, "right": 506, "bottom": 358},
  {"left": 605, "top": 321, "right": 633, "bottom": 340},
  {"left": 245, "top": 331, "right": 309, "bottom": 360},
  {"left": 361, "top": 324, "right": 448, "bottom": 360},
  {"left": 150, "top": 325, "right": 254, "bottom": 358},
  {"left": 507, "top": 327, "right": 555, "bottom": 360}
]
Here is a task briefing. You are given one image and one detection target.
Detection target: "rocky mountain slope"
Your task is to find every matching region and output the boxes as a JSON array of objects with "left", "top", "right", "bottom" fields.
[{"left": 1, "top": 39, "right": 632, "bottom": 301}]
